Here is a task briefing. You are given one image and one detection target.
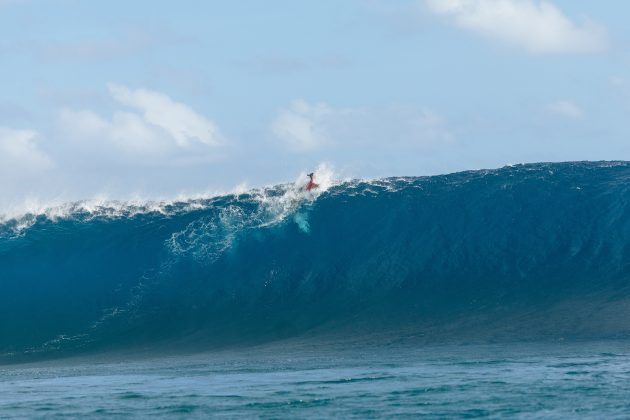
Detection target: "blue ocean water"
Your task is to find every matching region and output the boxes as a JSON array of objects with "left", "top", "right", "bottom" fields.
[
  {"left": 3, "top": 161, "right": 630, "bottom": 417},
  {"left": 3, "top": 341, "right": 630, "bottom": 418}
]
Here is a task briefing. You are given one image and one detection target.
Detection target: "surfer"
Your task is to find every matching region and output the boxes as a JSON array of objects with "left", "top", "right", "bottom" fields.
[{"left": 305, "top": 172, "right": 319, "bottom": 191}]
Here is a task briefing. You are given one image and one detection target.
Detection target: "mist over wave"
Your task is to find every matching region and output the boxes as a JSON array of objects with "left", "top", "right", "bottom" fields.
[{"left": 3, "top": 161, "right": 630, "bottom": 362}]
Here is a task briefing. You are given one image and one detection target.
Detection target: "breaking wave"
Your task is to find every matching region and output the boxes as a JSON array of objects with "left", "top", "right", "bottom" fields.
[{"left": 3, "top": 161, "right": 630, "bottom": 362}]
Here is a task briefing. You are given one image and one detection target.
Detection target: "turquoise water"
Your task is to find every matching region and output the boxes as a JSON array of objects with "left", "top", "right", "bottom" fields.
[{"left": 3, "top": 340, "right": 630, "bottom": 418}]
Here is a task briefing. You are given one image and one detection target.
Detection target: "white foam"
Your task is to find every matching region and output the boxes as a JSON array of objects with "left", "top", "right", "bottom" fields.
[
  {"left": 2, "top": 163, "right": 342, "bottom": 224},
  {"left": 166, "top": 163, "right": 341, "bottom": 262}
]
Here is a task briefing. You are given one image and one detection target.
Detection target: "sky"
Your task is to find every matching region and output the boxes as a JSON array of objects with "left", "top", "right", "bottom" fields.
[{"left": 1, "top": 0, "right": 630, "bottom": 213}]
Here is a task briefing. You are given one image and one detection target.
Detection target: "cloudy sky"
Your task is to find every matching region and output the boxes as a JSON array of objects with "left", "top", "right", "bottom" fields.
[{"left": 1, "top": 0, "right": 629, "bottom": 212}]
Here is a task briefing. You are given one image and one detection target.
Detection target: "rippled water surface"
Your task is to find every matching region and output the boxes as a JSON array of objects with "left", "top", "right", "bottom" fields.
[{"left": 3, "top": 341, "right": 630, "bottom": 418}]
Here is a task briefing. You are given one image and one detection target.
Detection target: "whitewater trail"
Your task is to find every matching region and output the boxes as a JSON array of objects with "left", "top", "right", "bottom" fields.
[{"left": 165, "top": 163, "right": 338, "bottom": 263}]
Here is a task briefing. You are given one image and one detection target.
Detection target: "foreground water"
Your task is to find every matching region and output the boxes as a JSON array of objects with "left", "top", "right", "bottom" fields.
[{"left": 3, "top": 340, "right": 630, "bottom": 418}]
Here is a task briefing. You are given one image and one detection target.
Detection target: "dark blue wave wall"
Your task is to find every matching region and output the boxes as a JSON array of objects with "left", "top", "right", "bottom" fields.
[{"left": 3, "top": 161, "right": 630, "bottom": 361}]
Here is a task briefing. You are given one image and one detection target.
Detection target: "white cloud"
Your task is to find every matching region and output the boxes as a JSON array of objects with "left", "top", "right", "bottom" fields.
[
  {"left": 546, "top": 100, "right": 583, "bottom": 119},
  {"left": 108, "top": 84, "right": 222, "bottom": 147},
  {"left": 0, "top": 127, "right": 53, "bottom": 179},
  {"left": 272, "top": 100, "right": 453, "bottom": 154},
  {"left": 425, "top": 0, "right": 608, "bottom": 54},
  {"left": 59, "top": 108, "right": 170, "bottom": 156},
  {"left": 58, "top": 84, "right": 223, "bottom": 159},
  {"left": 271, "top": 100, "right": 333, "bottom": 152}
]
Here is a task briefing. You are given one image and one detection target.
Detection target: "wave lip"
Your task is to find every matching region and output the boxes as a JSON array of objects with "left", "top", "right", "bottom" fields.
[{"left": 3, "top": 161, "right": 630, "bottom": 362}]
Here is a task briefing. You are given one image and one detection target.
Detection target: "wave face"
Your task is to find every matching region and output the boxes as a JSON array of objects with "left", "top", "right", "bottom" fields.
[{"left": 3, "top": 161, "right": 630, "bottom": 361}]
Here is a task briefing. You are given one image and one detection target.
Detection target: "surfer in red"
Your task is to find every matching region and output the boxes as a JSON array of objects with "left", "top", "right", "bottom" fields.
[{"left": 306, "top": 172, "right": 319, "bottom": 191}]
